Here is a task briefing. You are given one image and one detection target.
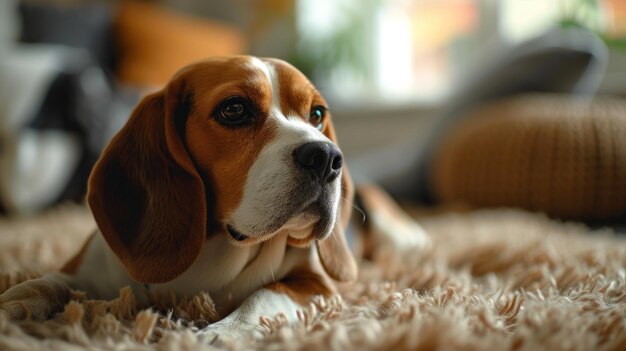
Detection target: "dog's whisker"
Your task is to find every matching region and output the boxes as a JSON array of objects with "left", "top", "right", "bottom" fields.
[
  {"left": 330, "top": 226, "right": 340, "bottom": 245},
  {"left": 268, "top": 239, "right": 276, "bottom": 283},
  {"left": 343, "top": 196, "right": 367, "bottom": 224}
]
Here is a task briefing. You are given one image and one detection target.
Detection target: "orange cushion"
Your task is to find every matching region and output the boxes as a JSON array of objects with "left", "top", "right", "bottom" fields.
[{"left": 115, "top": 1, "right": 246, "bottom": 88}]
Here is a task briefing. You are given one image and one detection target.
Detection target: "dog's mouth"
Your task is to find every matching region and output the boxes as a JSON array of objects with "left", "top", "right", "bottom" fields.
[
  {"left": 225, "top": 224, "right": 272, "bottom": 245},
  {"left": 224, "top": 173, "right": 341, "bottom": 245},
  {"left": 227, "top": 225, "right": 249, "bottom": 242},
  {"left": 225, "top": 200, "right": 336, "bottom": 246},
  {"left": 225, "top": 221, "right": 315, "bottom": 246}
]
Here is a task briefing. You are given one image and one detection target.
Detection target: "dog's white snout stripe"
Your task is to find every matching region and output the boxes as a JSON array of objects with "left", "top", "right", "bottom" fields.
[{"left": 228, "top": 59, "right": 340, "bottom": 237}]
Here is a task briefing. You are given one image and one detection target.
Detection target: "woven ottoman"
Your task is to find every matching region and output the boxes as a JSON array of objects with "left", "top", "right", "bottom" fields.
[{"left": 432, "top": 94, "right": 626, "bottom": 221}]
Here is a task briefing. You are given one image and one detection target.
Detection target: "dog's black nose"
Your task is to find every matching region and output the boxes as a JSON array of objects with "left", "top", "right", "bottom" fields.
[{"left": 294, "top": 141, "right": 343, "bottom": 183}]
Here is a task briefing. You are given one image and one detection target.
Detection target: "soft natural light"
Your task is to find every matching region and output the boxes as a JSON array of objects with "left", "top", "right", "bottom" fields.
[
  {"left": 376, "top": 3, "right": 415, "bottom": 101},
  {"left": 296, "top": 0, "right": 623, "bottom": 104},
  {"left": 499, "top": 0, "right": 562, "bottom": 43},
  {"left": 296, "top": 0, "right": 340, "bottom": 40}
]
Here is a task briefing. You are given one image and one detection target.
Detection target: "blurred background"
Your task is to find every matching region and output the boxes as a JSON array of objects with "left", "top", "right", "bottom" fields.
[{"left": 0, "top": 0, "right": 625, "bottom": 224}]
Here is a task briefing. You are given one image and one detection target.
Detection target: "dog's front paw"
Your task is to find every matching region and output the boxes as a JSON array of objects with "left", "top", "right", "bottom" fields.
[
  {"left": 384, "top": 220, "right": 431, "bottom": 252},
  {"left": 0, "top": 298, "right": 51, "bottom": 321},
  {"left": 197, "top": 319, "right": 264, "bottom": 346},
  {"left": 356, "top": 184, "right": 432, "bottom": 255},
  {"left": 372, "top": 214, "right": 431, "bottom": 255},
  {"left": 0, "top": 275, "right": 72, "bottom": 320}
]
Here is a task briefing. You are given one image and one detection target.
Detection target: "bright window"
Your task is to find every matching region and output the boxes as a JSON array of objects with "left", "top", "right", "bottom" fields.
[{"left": 295, "top": 0, "right": 625, "bottom": 104}]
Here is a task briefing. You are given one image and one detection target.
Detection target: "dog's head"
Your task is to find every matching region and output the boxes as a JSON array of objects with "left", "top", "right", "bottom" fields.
[{"left": 88, "top": 56, "right": 356, "bottom": 284}]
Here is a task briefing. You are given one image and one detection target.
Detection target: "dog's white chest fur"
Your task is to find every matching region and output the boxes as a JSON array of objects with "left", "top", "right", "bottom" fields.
[{"left": 74, "top": 232, "right": 310, "bottom": 309}]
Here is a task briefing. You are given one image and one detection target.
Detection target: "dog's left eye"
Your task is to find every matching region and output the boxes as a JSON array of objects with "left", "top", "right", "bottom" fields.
[
  {"left": 216, "top": 97, "right": 252, "bottom": 126},
  {"left": 309, "top": 106, "right": 327, "bottom": 131}
]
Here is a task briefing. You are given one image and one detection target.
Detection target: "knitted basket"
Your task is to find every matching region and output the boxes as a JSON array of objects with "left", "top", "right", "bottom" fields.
[{"left": 432, "top": 94, "right": 626, "bottom": 221}]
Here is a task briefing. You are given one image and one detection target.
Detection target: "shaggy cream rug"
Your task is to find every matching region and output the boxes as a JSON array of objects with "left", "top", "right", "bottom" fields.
[{"left": 1, "top": 204, "right": 625, "bottom": 350}]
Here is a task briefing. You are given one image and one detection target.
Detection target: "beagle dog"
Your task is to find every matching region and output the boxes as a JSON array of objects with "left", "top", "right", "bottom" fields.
[{"left": 0, "top": 56, "right": 428, "bottom": 339}]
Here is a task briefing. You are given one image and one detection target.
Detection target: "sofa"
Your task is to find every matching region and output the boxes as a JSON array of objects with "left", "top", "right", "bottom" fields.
[{"left": 0, "top": 0, "right": 246, "bottom": 214}]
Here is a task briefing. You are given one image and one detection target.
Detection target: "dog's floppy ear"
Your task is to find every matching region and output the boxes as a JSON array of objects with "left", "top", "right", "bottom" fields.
[
  {"left": 87, "top": 77, "right": 206, "bottom": 284},
  {"left": 316, "top": 125, "right": 358, "bottom": 282}
]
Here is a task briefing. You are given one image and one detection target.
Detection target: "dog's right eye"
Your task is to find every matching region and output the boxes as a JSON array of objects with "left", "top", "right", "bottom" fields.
[{"left": 215, "top": 97, "right": 253, "bottom": 126}]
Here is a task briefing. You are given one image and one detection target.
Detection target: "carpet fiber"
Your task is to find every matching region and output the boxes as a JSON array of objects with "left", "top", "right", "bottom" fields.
[{"left": 1, "top": 205, "right": 626, "bottom": 350}]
